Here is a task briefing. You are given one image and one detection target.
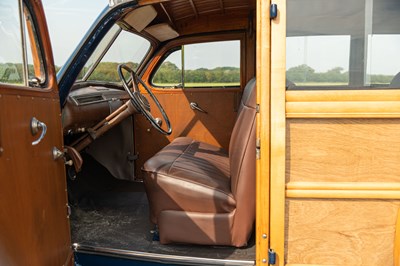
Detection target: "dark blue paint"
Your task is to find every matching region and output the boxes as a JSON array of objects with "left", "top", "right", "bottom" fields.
[{"left": 75, "top": 252, "right": 180, "bottom": 266}]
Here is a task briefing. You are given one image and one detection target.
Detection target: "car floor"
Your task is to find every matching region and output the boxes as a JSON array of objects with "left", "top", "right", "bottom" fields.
[{"left": 68, "top": 153, "right": 255, "bottom": 262}]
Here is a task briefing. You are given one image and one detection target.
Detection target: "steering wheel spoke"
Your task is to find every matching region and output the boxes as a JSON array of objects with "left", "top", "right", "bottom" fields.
[{"left": 118, "top": 64, "right": 172, "bottom": 135}]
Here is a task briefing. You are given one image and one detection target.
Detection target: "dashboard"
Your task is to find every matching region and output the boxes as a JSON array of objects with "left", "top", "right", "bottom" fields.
[{"left": 62, "top": 86, "right": 130, "bottom": 135}]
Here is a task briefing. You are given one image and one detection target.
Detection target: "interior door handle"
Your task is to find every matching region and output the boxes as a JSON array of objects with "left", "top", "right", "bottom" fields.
[
  {"left": 190, "top": 102, "right": 207, "bottom": 114},
  {"left": 31, "top": 117, "right": 47, "bottom": 145}
]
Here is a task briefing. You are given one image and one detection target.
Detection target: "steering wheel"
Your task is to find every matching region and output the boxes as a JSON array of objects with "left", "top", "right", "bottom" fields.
[{"left": 118, "top": 64, "right": 172, "bottom": 135}]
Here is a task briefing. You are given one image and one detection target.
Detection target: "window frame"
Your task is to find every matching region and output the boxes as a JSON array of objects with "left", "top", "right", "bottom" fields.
[
  {"left": 284, "top": 0, "right": 400, "bottom": 118},
  {"left": 0, "top": 0, "right": 48, "bottom": 88},
  {"left": 145, "top": 32, "right": 246, "bottom": 92}
]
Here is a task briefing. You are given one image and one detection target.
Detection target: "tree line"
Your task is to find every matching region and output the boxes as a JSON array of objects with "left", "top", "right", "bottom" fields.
[
  {"left": 1, "top": 62, "right": 393, "bottom": 86},
  {"left": 152, "top": 61, "right": 240, "bottom": 85},
  {"left": 286, "top": 64, "right": 393, "bottom": 84}
]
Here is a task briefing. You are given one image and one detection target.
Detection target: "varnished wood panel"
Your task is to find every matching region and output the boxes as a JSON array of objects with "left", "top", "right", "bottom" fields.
[
  {"left": 269, "top": 0, "right": 287, "bottom": 265},
  {"left": 0, "top": 1, "right": 71, "bottom": 265},
  {"left": 286, "top": 90, "right": 400, "bottom": 118},
  {"left": 285, "top": 118, "right": 400, "bottom": 265},
  {"left": 395, "top": 208, "right": 400, "bottom": 266},
  {"left": 286, "top": 119, "right": 400, "bottom": 183},
  {"left": 286, "top": 182, "right": 400, "bottom": 199},
  {"left": 0, "top": 95, "right": 71, "bottom": 266},
  {"left": 255, "top": 0, "right": 271, "bottom": 264},
  {"left": 285, "top": 199, "right": 400, "bottom": 265}
]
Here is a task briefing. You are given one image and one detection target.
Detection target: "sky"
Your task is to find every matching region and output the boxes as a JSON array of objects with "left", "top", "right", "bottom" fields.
[
  {"left": 42, "top": 0, "right": 108, "bottom": 66},
  {"left": 1, "top": 0, "right": 399, "bottom": 77}
]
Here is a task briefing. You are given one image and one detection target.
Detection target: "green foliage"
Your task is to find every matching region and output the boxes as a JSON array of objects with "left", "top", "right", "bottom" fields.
[
  {"left": 286, "top": 64, "right": 393, "bottom": 85},
  {"left": 153, "top": 61, "right": 181, "bottom": 85},
  {"left": 0, "top": 63, "right": 36, "bottom": 84},
  {"left": 152, "top": 61, "right": 240, "bottom": 86},
  {"left": 0, "top": 63, "right": 23, "bottom": 84},
  {"left": 87, "top": 62, "right": 139, "bottom": 82}
]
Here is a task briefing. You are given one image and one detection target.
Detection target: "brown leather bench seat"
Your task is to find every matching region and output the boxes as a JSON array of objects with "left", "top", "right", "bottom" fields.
[{"left": 142, "top": 78, "right": 256, "bottom": 247}]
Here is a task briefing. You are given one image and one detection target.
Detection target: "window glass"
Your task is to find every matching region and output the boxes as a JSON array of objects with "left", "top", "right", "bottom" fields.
[
  {"left": 0, "top": 0, "right": 46, "bottom": 87},
  {"left": 286, "top": 0, "right": 400, "bottom": 89},
  {"left": 152, "top": 40, "right": 241, "bottom": 88},
  {"left": 0, "top": 0, "right": 24, "bottom": 85},
  {"left": 80, "top": 27, "right": 150, "bottom": 83},
  {"left": 152, "top": 49, "right": 182, "bottom": 87},
  {"left": 287, "top": 36, "right": 350, "bottom": 86}
]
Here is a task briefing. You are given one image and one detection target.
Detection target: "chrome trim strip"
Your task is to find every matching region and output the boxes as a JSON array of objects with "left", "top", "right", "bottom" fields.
[
  {"left": 18, "top": 0, "right": 29, "bottom": 86},
  {"left": 73, "top": 243, "right": 255, "bottom": 266}
]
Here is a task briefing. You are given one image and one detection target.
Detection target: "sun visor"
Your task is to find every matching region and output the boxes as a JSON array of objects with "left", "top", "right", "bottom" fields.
[
  {"left": 144, "top": 23, "right": 179, "bottom": 42},
  {"left": 123, "top": 5, "right": 157, "bottom": 32}
]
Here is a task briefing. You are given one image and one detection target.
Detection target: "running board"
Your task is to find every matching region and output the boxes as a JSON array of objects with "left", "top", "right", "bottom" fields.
[{"left": 73, "top": 243, "right": 255, "bottom": 266}]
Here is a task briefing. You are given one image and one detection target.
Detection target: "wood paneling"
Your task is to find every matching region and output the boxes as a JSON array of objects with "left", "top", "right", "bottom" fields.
[
  {"left": 395, "top": 208, "right": 400, "bottom": 266},
  {"left": 286, "top": 90, "right": 400, "bottom": 118},
  {"left": 286, "top": 182, "right": 400, "bottom": 199},
  {"left": 285, "top": 118, "right": 400, "bottom": 265},
  {"left": 285, "top": 199, "right": 399, "bottom": 265},
  {"left": 0, "top": 1, "right": 71, "bottom": 265},
  {"left": 0, "top": 94, "right": 71, "bottom": 266},
  {"left": 286, "top": 119, "right": 400, "bottom": 183},
  {"left": 255, "top": 0, "right": 271, "bottom": 264},
  {"left": 269, "top": 0, "right": 287, "bottom": 265}
]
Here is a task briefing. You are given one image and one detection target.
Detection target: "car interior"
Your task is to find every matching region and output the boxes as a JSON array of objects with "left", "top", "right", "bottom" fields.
[{"left": 62, "top": 0, "right": 256, "bottom": 263}]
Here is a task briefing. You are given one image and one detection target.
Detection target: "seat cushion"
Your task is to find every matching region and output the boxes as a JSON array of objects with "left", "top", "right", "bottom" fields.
[{"left": 142, "top": 137, "right": 236, "bottom": 224}]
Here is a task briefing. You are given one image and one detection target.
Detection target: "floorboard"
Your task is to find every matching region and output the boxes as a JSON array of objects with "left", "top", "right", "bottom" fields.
[{"left": 68, "top": 154, "right": 255, "bottom": 262}]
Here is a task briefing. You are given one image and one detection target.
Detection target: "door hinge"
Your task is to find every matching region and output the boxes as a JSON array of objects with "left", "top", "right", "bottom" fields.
[
  {"left": 66, "top": 204, "right": 71, "bottom": 218},
  {"left": 270, "top": 4, "right": 278, "bottom": 20},
  {"left": 256, "top": 138, "right": 261, "bottom": 160},
  {"left": 268, "top": 249, "right": 276, "bottom": 265},
  {"left": 256, "top": 104, "right": 260, "bottom": 113}
]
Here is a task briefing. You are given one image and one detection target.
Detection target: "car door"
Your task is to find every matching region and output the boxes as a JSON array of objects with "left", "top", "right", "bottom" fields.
[
  {"left": 0, "top": 1, "right": 72, "bottom": 265},
  {"left": 268, "top": 0, "right": 400, "bottom": 265}
]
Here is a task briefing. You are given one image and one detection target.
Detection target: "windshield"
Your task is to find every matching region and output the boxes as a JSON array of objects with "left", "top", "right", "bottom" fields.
[{"left": 77, "top": 24, "right": 151, "bottom": 83}]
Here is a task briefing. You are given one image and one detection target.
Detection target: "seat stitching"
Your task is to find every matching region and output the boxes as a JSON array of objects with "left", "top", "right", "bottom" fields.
[
  {"left": 167, "top": 139, "right": 196, "bottom": 175},
  {"left": 171, "top": 164, "right": 229, "bottom": 181}
]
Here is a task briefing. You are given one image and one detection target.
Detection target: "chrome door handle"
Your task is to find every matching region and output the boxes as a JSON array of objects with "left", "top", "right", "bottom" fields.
[
  {"left": 190, "top": 102, "right": 207, "bottom": 114},
  {"left": 31, "top": 117, "right": 47, "bottom": 145}
]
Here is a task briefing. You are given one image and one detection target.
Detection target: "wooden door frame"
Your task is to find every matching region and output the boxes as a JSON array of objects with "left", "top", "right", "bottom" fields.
[{"left": 256, "top": 0, "right": 286, "bottom": 265}]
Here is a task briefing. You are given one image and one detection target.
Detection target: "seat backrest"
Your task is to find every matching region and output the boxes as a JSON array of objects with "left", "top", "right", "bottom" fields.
[
  {"left": 389, "top": 72, "right": 400, "bottom": 88},
  {"left": 228, "top": 78, "right": 256, "bottom": 244}
]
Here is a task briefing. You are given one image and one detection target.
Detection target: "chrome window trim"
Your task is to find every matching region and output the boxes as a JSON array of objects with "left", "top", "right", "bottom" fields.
[{"left": 18, "top": 0, "right": 28, "bottom": 86}]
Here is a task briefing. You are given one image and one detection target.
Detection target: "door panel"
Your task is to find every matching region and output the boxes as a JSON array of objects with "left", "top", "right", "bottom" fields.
[
  {"left": 285, "top": 118, "right": 400, "bottom": 265},
  {"left": 273, "top": 0, "right": 400, "bottom": 264},
  {"left": 0, "top": 0, "right": 71, "bottom": 265},
  {"left": 0, "top": 94, "right": 71, "bottom": 266}
]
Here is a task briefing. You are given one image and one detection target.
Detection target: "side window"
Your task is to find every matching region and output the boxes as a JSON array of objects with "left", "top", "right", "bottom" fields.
[
  {"left": 152, "top": 40, "right": 241, "bottom": 88},
  {"left": 286, "top": 0, "right": 400, "bottom": 89},
  {"left": 152, "top": 49, "right": 182, "bottom": 87},
  {"left": 0, "top": 0, "right": 46, "bottom": 87}
]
